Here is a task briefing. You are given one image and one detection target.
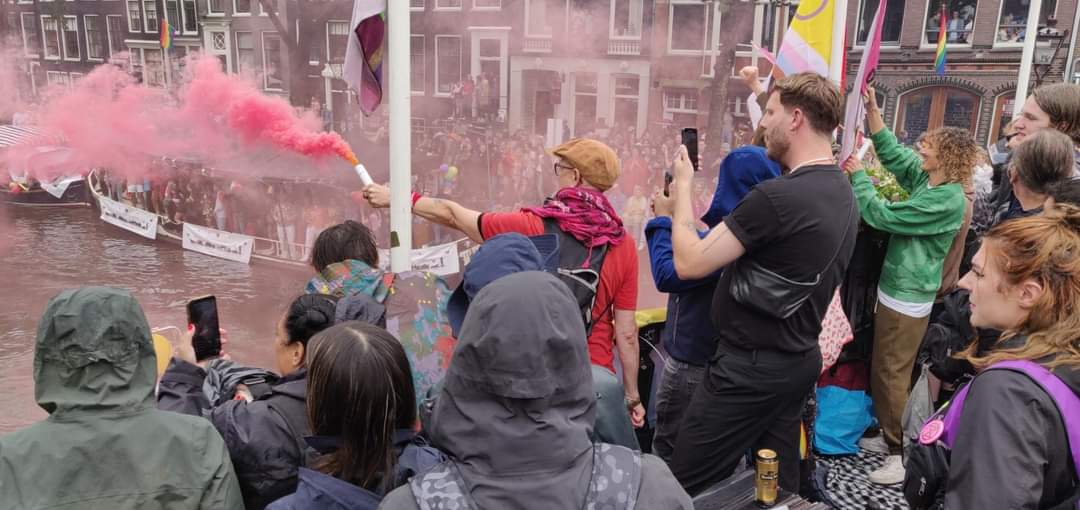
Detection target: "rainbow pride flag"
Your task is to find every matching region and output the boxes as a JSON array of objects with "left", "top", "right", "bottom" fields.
[
  {"left": 935, "top": 6, "right": 948, "bottom": 75},
  {"left": 160, "top": 19, "right": 172, "bottom": 51}
]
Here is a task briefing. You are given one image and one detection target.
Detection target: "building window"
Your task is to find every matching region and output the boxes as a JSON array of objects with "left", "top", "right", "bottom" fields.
[
  {"left": 69, "top": 72, "right": 84, "bottom": 84},
  {"left": 990, "top": 94, "right": 1016, "bottom": 142},
  {"left": 234, "top": 0, "right": 251, "bottom": 15},
  {"left": 143, "top": 0, "right": 159, "bottom": 32},
  {"left": 262, "top": 32, "right": 285, "bottom": 90},
  {"left": 474, "top": 0, "right": 500, "bottom": 8},
  {"left": 165, "top": 0, "right": 180, "bottom": 29},
  {"left": 182, "top": 0, "right": 198, "bottom": 33},
  {"left": 46, "top": 71, "right": 68, "bottom": 88},
  {"left": 411, "top": 0, "right": 424, "bottom": 9},
  {"left": 663, "top": 88, "right": 699, "bottom": 125},
  {"left": 208, "top": 0, "right": 225, "bottom": 15},
  {"left": 107, "top": 15, "right": 124, "bottom": 58},
  {"left": 21, "top": 13, "right": 40, "bottom": 57},
  {"left": 61, "top": 16, "right": 80, "bottom": 61},
  {"left": 435, "top": 0, "right": 462, "bottom": 9},
  {"left": 669, "top": 1, "right": 707, "bottom": 53},
  {"left": 85, "top": 15, "right": 105, "bottom": 61},
  {"left": 41, "top": 16, "right": 61, "bottom": 60},
  {"left": 526, "top": 0, "right": 555, "bottom": 37},
  {"left": 610, "top": 0, "right": 643, "bottom": 39},
  {"left": 435, "top": 35, "right": 461, "bottom": 96},
  {"left": 326, "top": 21, "right": 349, "bottom": 67},
  {"left": 411, "top": 35, "right": 425, "bottom": 94},
  {"left": 144, "top": 48, "right": 165, "bottom": 86},
  {"left": 234, "top": 31, "right": 255, "bottom": 73},
  {"left": 127, "top": 0, "right": 142, "bottom": 32},
  {"left": 924, "top": 0, "right": 977, "bottom": 45},
  {"left": 612, "top": 74, "right": 639, "bottom": 131},
  {"left": 996, "top": 0, "right": 1055, "bottom": 44},
  {"left": 574, "top": 72, "right": 598, "bottom": 135},
  {"left": 856, "top": 0, "right": 904, "bottom": 45},
  {"left": 897, "top": 86, "right": 981, "bottom": 141}
]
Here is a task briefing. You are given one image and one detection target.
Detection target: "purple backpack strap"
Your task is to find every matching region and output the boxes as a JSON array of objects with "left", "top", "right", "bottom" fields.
[{"left": 938, "top": 360, "right": 1080, "bottom": 472}]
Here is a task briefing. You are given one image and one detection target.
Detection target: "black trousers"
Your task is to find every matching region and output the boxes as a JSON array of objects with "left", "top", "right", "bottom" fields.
[{"left": 670, "top": 342, "right": 822, "bottom": 496}]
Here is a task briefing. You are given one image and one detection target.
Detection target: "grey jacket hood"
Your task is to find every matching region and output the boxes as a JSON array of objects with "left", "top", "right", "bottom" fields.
[
  {"left": 427, "top": 271, "right": 596, "bottom": 508},
  {"left": 34, "top": 287, "right": 156, "bottom": 415}
]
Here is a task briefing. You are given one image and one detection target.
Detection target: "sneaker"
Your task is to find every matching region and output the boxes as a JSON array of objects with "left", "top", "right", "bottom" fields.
[
  {"left": 868, "top": 455, "right": 905, "bottom": 485},
  {"left": 859, "top": 435, "right": 891, "bottom": 455}
]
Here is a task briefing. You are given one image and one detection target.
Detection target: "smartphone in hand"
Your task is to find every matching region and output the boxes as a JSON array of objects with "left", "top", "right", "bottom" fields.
[
  {"left": 664, "top": 172, "right": 674, "bottom": 197},
  {"left": 187, "top": 295, "right": 221, "bottom": 362},
  {"left": 682, "top": 128, "right": 699, "bottom": 172}
]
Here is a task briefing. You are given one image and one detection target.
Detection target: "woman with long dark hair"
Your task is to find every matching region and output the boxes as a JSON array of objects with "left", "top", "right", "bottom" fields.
[{"left": 268, "top": 321, "right": 440, "bottom": 510}]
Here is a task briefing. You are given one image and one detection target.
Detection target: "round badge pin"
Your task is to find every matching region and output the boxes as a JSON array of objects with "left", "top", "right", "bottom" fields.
[{"left": 920, "top": 419, "right": 945, "bottom": 444}]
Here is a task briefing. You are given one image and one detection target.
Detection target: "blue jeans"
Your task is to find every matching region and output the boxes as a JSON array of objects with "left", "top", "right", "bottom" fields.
[
  {"left": 652, "top": 358, "right": 706, "bottom": 463},
  {"left": 591, "top": 365, "right": 640, "bottom": 450}
]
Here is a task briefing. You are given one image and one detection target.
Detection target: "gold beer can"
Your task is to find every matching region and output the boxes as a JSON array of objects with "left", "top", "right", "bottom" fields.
[{"left": 755, "top": 449, "right": 779, "bottom": 507}]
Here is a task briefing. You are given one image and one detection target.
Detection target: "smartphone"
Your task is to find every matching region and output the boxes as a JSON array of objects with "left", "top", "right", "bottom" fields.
[
  {"left": 187, "top": 295, "right": 221, "bottom": 362},
  {"left": 682, "top": 128, "right": 699, "bottom": 172},
  {"left": 664, "top": 172, "right": 674, "bottom": 197}
]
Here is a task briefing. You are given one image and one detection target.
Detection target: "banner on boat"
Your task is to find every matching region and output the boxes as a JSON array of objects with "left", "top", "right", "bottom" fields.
[
  {"left": 40, "top": 177, "right": 81, "bottom": 199},
  {"left": 98, "top": 195, "right": 157, "bottom": 240},
  {"left": 377, "top": 241, "right": 463, "bottom": 277},
  {"left": 182, "top": 223, "right": 254, "bottom": 264}
]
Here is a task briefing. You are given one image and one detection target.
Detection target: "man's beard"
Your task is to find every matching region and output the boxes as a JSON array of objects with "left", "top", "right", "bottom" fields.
[{"left": 765, "top": 126, "right": 790, "bottom": 170}]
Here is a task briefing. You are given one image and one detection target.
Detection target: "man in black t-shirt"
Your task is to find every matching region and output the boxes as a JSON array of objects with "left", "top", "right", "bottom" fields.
[{"left": 668, "top": 73, "right": 857, "bottom": 496}]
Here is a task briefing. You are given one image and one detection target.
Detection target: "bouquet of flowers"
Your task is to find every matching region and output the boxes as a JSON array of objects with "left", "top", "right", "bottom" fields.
[{"left": 864, "top": 165, "right": 909, "bottom": 203}]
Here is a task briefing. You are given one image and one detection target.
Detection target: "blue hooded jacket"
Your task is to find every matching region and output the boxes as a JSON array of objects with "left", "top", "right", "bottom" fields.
[{"left": 645, "top": 146, "right": 781, "bottom": 365}]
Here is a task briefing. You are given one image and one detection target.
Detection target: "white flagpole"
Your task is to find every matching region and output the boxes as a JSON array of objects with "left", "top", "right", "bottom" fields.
[
  {"left": 1014, "top": 0, "right": 1044, "bottom": 117},
  {"left": 829, "top": 0, "right": 849, "bottom": 85},
  {"left": 387, "top": 0, "right": 412, "bottom": 272}
]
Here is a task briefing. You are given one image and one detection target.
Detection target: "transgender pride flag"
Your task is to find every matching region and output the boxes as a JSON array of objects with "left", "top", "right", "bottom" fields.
[{"left": 343, "top": 0, "right": 387, "bottom": 115}]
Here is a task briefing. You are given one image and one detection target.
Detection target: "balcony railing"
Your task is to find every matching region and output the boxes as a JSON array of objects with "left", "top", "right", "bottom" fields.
[
  {"left": 523, "top": 37, "right": 553, "bottom": 53},
  {"left": 608, "top": 39, "right": 641, "bottom": 56}
]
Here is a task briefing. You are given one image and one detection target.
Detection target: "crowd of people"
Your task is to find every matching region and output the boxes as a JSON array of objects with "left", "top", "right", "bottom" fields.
[{"left": 3, "top": 69, "right": 1080, "bottom": 510}]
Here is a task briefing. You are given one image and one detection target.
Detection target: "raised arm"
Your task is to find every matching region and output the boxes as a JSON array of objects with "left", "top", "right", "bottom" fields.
[
  {"left": 363, "top": 184, "right": 483, "bottom": 243},
  {"left": 670, "top": 147, "right": 745, "bottom": 280}
]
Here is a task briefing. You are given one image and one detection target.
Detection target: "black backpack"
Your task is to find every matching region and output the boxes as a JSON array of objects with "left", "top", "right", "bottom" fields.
[{"left": 543, "top": 218, "right": 609, "bottom": 334}]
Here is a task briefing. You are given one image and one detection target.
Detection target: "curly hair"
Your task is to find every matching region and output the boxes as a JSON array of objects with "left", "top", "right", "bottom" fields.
[
  {"left": 961, "top": 204, "right": 1080, "bottom": 371},
  {"left": 924, "top": 127, "right": 980, "bottom": 187}
]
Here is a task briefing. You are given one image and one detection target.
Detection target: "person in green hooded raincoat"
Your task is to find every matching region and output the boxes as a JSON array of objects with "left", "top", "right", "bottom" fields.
[{"left": 0, "top": 286, "right": 243, "bottom": 510}]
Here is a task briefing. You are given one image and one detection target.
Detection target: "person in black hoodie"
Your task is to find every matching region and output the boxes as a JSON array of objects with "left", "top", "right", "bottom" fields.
[
  {"left": 158, "top": 293, "right": 383, "bottom": 509},
  {"left": 944, "top": 205, "right": 1080, "bottom": 508}
]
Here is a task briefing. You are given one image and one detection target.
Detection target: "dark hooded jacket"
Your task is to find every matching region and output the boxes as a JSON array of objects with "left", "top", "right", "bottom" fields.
[
  {"left": 645, "top": 145, "right": 781, "bottom": 365},
  {"left": 378, "top": 272, "right": 692, "bottom": 510},
  {"left": 945, "top": 348, "right": 1080, "bottom": 509},
  {"left": 0, "top": 287, "right": 243, "bottom": 509},
  {"left": 157, "top": 292, "right": 389, "bottom": 509}
]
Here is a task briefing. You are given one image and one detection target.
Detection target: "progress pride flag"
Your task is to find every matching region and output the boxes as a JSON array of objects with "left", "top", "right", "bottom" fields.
[{"left": 839, "top": 0, "right": 888, "bottom": 164}]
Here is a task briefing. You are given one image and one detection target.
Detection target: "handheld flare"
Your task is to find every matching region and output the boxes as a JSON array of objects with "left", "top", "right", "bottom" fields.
[{"left": 343, "top": 150, "right": 373, "bottom": 187}]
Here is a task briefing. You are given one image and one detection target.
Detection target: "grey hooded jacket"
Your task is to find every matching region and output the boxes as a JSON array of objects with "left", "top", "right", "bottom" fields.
[
  {"left": 378, "top": 272, "right": 691, "bottom": 510},
  {"left": 0, "top": 287, "right": 243, "bottom": 510}
]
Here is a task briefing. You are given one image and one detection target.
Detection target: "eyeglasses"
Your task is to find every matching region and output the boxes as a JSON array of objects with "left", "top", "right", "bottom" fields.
[{"left": 553, "top": 162, "right": 576, "bottom": 176}]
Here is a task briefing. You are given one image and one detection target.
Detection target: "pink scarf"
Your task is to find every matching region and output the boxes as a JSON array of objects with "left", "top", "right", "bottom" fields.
[{"left": 524, "top": 188, "right": 625, "bottom": 249}]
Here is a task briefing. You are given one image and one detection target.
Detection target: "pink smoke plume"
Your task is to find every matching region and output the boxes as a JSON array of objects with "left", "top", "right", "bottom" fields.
[{"left": 14, "top": 54, "right": 357, "bottom": 182}]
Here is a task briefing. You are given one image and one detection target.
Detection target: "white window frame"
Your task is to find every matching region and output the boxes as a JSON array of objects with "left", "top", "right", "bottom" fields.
[
  {"left": 84, "top": 14, "right": 105, "bottom": 62},
  {"left": 17, "top": 0, "right": 33, "bottom": 5},
  {"left": 40, "top": 15, "right": 62, "bottom": 61},
  {"left": 524, "top": 0, "right": 564, "bottom": 39},
  {"left": 326, "top": 20, "right": 349, "bottom": 68},
  {"left": 993, "top": 0, "right": 1056, "bottom": 48},
  {"left": 261, "top": 31, "right": 285, "bottom": 91},
  {"left": 69, "top": 72, "right": 84, "bottom": 84},
  {"left": 411, "top": 0, "right": 425, "bottom": 11},
  {"left": 143, "top": 0, "right": 159, "bottom": 33},
  {"left": 609, "top": 0, "right": 643, "bottom": 40},
  {"left": 434, "top": 0, "right": 463, "bottom": 11},
  {"left": 20, "top": 12, "right": 39, "bottom": 58},
  {"left": 46, "top": 71, "right": 66, "bottom": 87},
  {"left": 411, "top": 34, "right": 425, "bottom": 95},
  {"left": 852, "top": 0, "right": 903, "bottom": 48},
  {"left": 127, "top": 0, "right": 142, "bottom": 32},
  {"left": 921, "top": 0, "right": 977, "bottom": 49},
  {"left": 233, "top": 0, "right": 252, "bottom": 16},
  {"left": 662, "top": 89, "right": 699, "bottom": 115},
  {"left": 234, "top": 31, "right": 254, "bottom": 73},
  {"left": 610, "top": 73, "right": 641, "bottom": 126},
  {"left": 106, "top": 15, "right": 124, "bottom": 57},
  {"left": 180, "top": 0, "right": 199, "bottom": 34},
  {"left": 434, "top": 34, "right": 462, "bottom": 98},
  {"left": 207, "top": 0, "right": 225, "bottom": 16},
  {"left": 668, "top": 0, "right": 709, "bottom": 55},
  {"left": 472, "top": 0, "right": 501, "bottom": 10}
]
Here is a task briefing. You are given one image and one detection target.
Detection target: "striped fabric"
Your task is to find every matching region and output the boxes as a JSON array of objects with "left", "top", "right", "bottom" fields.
[{"left": 0, "top": 125, "right": 60, "bottom": 148}]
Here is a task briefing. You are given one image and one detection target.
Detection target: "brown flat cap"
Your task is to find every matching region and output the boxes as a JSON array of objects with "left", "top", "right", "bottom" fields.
[{"left": 548, "top": 138, "right": 621, "bottom": 191}]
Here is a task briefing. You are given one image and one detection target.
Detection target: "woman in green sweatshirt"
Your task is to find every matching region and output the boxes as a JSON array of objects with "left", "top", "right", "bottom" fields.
[{"left": 841, "top": 88, "right": 980, "bottom": 486}]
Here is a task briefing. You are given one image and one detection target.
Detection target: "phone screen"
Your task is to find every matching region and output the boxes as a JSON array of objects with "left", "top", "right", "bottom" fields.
[
  {"left": 682, "top": 128, "right": 699, "bottom": 172},
  {"left": 187, "top": 296, "right": 221, "bottom": 362}
]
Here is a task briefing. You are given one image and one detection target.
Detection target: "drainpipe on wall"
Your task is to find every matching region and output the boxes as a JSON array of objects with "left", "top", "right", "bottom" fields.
[{"left": 1065, "top": 4, "right": 1080, "bottom": 82}]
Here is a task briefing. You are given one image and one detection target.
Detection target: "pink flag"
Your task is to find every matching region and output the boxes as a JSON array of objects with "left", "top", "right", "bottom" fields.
[
  {"left": 343, "top": 0, "right": 386, "bottom": 116},
  {"left": 839, "top": 0, "right": 888, "bottom": 163}
]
